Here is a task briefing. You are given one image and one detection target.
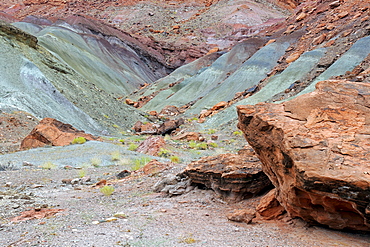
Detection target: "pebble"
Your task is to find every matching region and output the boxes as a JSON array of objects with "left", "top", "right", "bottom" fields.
[
  {"left": 105, "top": 217, "right": 118, "bottom": 222},
  {"left": 113, "top": 212, "right": 128, "bottom": 218}
]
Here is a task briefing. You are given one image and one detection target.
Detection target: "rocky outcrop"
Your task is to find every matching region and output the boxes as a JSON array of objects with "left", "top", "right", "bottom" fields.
[
  {"left": 21, "top": 118, "right": 98, "bottom": 149},
  {"left": 237, "top": 80, "right": 370, "bottom": 231},
  {"left": 183, "top": 150, "right": 272, "bottom": 202},
  {"left": 256, "top": 189, "right": 286, "bottom": 220},
  {"left": 136, "top": 136, "right": 166, "bottom": 156},
  {"left": 133, "top": 118, "right": 184, "bottom": 135}
]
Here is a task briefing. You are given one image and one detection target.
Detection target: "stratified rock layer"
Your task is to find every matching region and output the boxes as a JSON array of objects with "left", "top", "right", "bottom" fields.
[
  {"left": 21, "top": 118, "right": 98, "bottom": 149},
  {"left": 184, "top": 150, "right": 272, "bottom": 202},
  {"left": 237, "top": 80, "right": 370, "bottom": 231}
]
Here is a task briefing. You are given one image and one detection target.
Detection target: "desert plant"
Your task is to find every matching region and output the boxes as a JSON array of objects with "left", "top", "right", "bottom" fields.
[
  {"left": 128, "top": 144, "right": 138, "bottom": 151},
  {"left": 131, "top": 157, "right": 151, "bottom": 171},
  {"left": 41, "top": 161, "right": 57, "bottom": 170},
  {"left": 158, "top": 148, "right": 171, "bottom": 157},
  {"left": 196, "top": 142, "right": 208, "bottom": 150},
  {"left": 100, "top": 185, "right": 115, "bottom": 196},
  {"left": 71, "top": 137, "right": 87, "bottom": 145},
  {"left": 170, "top": 156, "right": 180, "bottom": 163},
  {"left": 188, "top": 140, "right": 197, "bottom": 149},
  {"left": 233, "top": 130, "right": 243, "bottom": 136},
  {"left": 78, "top": 169, "right": 87, "bottom": 178},
  {"left": 207, "top": 129, "right": 216, "bottom": 134},
  {"left": 90, "top": 157, "right": 102, "bottom": 167},
  {"left": 209, "top": 142, "right": 218, "bottom": 148},
  {"left": 111, "top": 151, "right": 121, "bottom": 161}
]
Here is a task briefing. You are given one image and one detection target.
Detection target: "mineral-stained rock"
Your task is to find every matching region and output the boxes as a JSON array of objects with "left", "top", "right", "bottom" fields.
[
  {"left": 237, "top": 80, "right": 370, "bottom": 231},
  {"left": 256, "top": 189, "right": 286, "bottom": 220},
  {"left": 21, "top": 118, "right": 98, "bottom": 149},
  {"left": 157, "top": 118, "right": 184, "bottom": 135},
  {"left": 183, "top": 152, "right": 272, "bottom": 202},
  {"left": 227, "top": 209, "right": 256, "bottom": 224},
  {"left": 141, "top": 159, "right": 170, "bottom": 175},
  {"left": 136, "top": 136, "right": 166, "bottom": 156},
  {"left": 172, "top": 132, "right": 202, "bottom": 141}
]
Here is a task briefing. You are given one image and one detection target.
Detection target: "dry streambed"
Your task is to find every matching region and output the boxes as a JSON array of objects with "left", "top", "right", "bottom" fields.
[{"left": 1, "top": 163, "right": 370, "bottom": 246}]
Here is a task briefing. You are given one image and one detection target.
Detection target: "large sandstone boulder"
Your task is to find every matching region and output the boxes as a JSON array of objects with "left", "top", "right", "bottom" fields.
[
  {"left": 183, "top": 149, "right": 272, "bottom": 202},
  {"left": 237, "top": 80, "right": 370, "bottom": 231},
  {"left": 21, "top": 118, "right": 98, "bottom": 149}
]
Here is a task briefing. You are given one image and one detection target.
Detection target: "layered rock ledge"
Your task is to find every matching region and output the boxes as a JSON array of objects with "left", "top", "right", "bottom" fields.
[
  {"left": 184, "top": 150, "right": 272, "bottom": 202},
  {"left": 237, "top": 80, "right": 370, "bottom": 231}
]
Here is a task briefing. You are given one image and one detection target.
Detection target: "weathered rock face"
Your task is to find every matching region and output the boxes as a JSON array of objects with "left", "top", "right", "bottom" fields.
[
  {"left": 21, "top": 118, "right": 98, "bottom": 149},
  {"left": 136, "top": 136, "right": 166, "bottom": 156},
  {"left": 183, "top": 150, "right": 272, "bottom": 202},
  {"left": 237, "top": 80, "right": 370, "bottom": 231},
  {"left": 256, "top": 188, "right": 286, "bottom": 220}
]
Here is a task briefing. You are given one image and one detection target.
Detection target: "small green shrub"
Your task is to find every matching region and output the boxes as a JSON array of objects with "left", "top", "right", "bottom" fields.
[
  {"left": 119, "top": 139, "right": 125, "bottom": 144},
  {"left": 170, "top": 156, "right": 180, "bottom": 163},
  {"left": 188, "top": 140, "right": 197, "bottom": 149},
  {"left": 41, "top": 162, "right": 57, "bottom": 170},
  {"left": 196, "top": 142, "right": 208, "bottom": 150},
  {"left": 128, "top": 144, "right": 138, "bottom": 151},
  {"left": 131, "top": 157, "right": 151, "bottom": 171},
  {"left": 71, "top": 137, "right": 87, "bottom": 145},
  {"left": 78, "top": 169, "right": 87, "bottom": 178},
  {"left": 209, "top": 142, "right": 218, "bottom": 148},
  {"left": 112, "top": 124, "right": 119, "bottom": 128},
  {"left": 111, "top": 151, "right": 121, "bottom": 161},
  {"left": 207, "top": 129, "right": 216, "bottom": 135},
  {"left": 158, "top": 148, "right": 171, "bottom": 157},
  {"left": 188, "top": 140, "right": 208, "bottom": 150},
  {"left": 233, "top": 130, "right": 243, "bottom": 136},
  {"left": 90, "top": 157, "right": 102, "bottom": 167},
  {"left": 100, "top": 185, "right": 115, "bottom": 196}
]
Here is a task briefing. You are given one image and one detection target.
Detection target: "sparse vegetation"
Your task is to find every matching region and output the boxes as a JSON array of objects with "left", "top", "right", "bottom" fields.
[
  {"left": 131, "top": 157, "right": 151, "bottom": 171},
  {"left": 71, "top": 137, "right": 87, "bottom": 144},
  {"left": 100, "top": 185, "right": 115, "bottom": 196},
  {"left": 158, "top": 148, "right": 171, "bottom": 157},
  {"left": 196, "top": 142, "right": 208, "bottom": 150},
  {"left": 209, "top": 142, "right": 218, "bottom": 148},
  {"left": 41, "top": 161, "right": 57, "bottom": 170},
  {"left": 78, "top": 169, "right": 87, "bottom": 178},
  {"left": 188, "top": 140, "right": 208, "bottom": 150},
  {"left": 170, "top": 156, "right": 180, "bottom": 163},
  {"left": 233, "top": 130, "right": 243, "bottom": 136},
  {"left": 207, "top": 129, "right": 216, "bottom": 134},
  {"left": 188, "top": 117, "right": 199, "bottom": 122},
  {"left": 128, "top": 144, "right": 138, "bottom": 151},
  {"left": 111, "top": 150, "right": 121, "bottom": 161},
  {"left": 90, "top": 157, "right": 102, "bottom": 167}
]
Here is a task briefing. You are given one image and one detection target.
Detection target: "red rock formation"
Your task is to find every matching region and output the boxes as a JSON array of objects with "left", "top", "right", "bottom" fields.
[
  {"left": 184, "top": 150, "right": 272, "bottom": 202},
  {"left": 172, "top": 132, "right": 202, "bottom": 141},
  {"left": 21, "top": 118, "right": 98, "bottom": 149},
  {"left": 136, "top": 136, "right": 166, "bottom": 156},
  {"left": 256, "top": 189, "right": 286, "bottom": 220},
  {"left": 237, "top": 80, "right": 370, "bottom": 231}
]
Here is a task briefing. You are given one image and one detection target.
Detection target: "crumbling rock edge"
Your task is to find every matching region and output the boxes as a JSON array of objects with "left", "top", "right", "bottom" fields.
[{"left": 237, "top": 80, "right": 370, "bottom": 232}]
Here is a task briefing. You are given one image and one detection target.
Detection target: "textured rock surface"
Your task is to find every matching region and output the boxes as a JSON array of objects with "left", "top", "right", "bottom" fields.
[
  {"left": 0, "top": 0, "right": 287, "bottom": 68},
  {"left": 21, "top": 118, "right": 98, "bottom": 149},
  {"left": 237, "top": 80, "right": 370, "bottom": 231},
  {"left": 256, "top": 189, "right": 286, "bottom": 220},
  {"left": 136, "top": 136, "right": 166, "bottom": 156},
  {"left": 184, "top": 150, "right": 272, "bottom": 202}
]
